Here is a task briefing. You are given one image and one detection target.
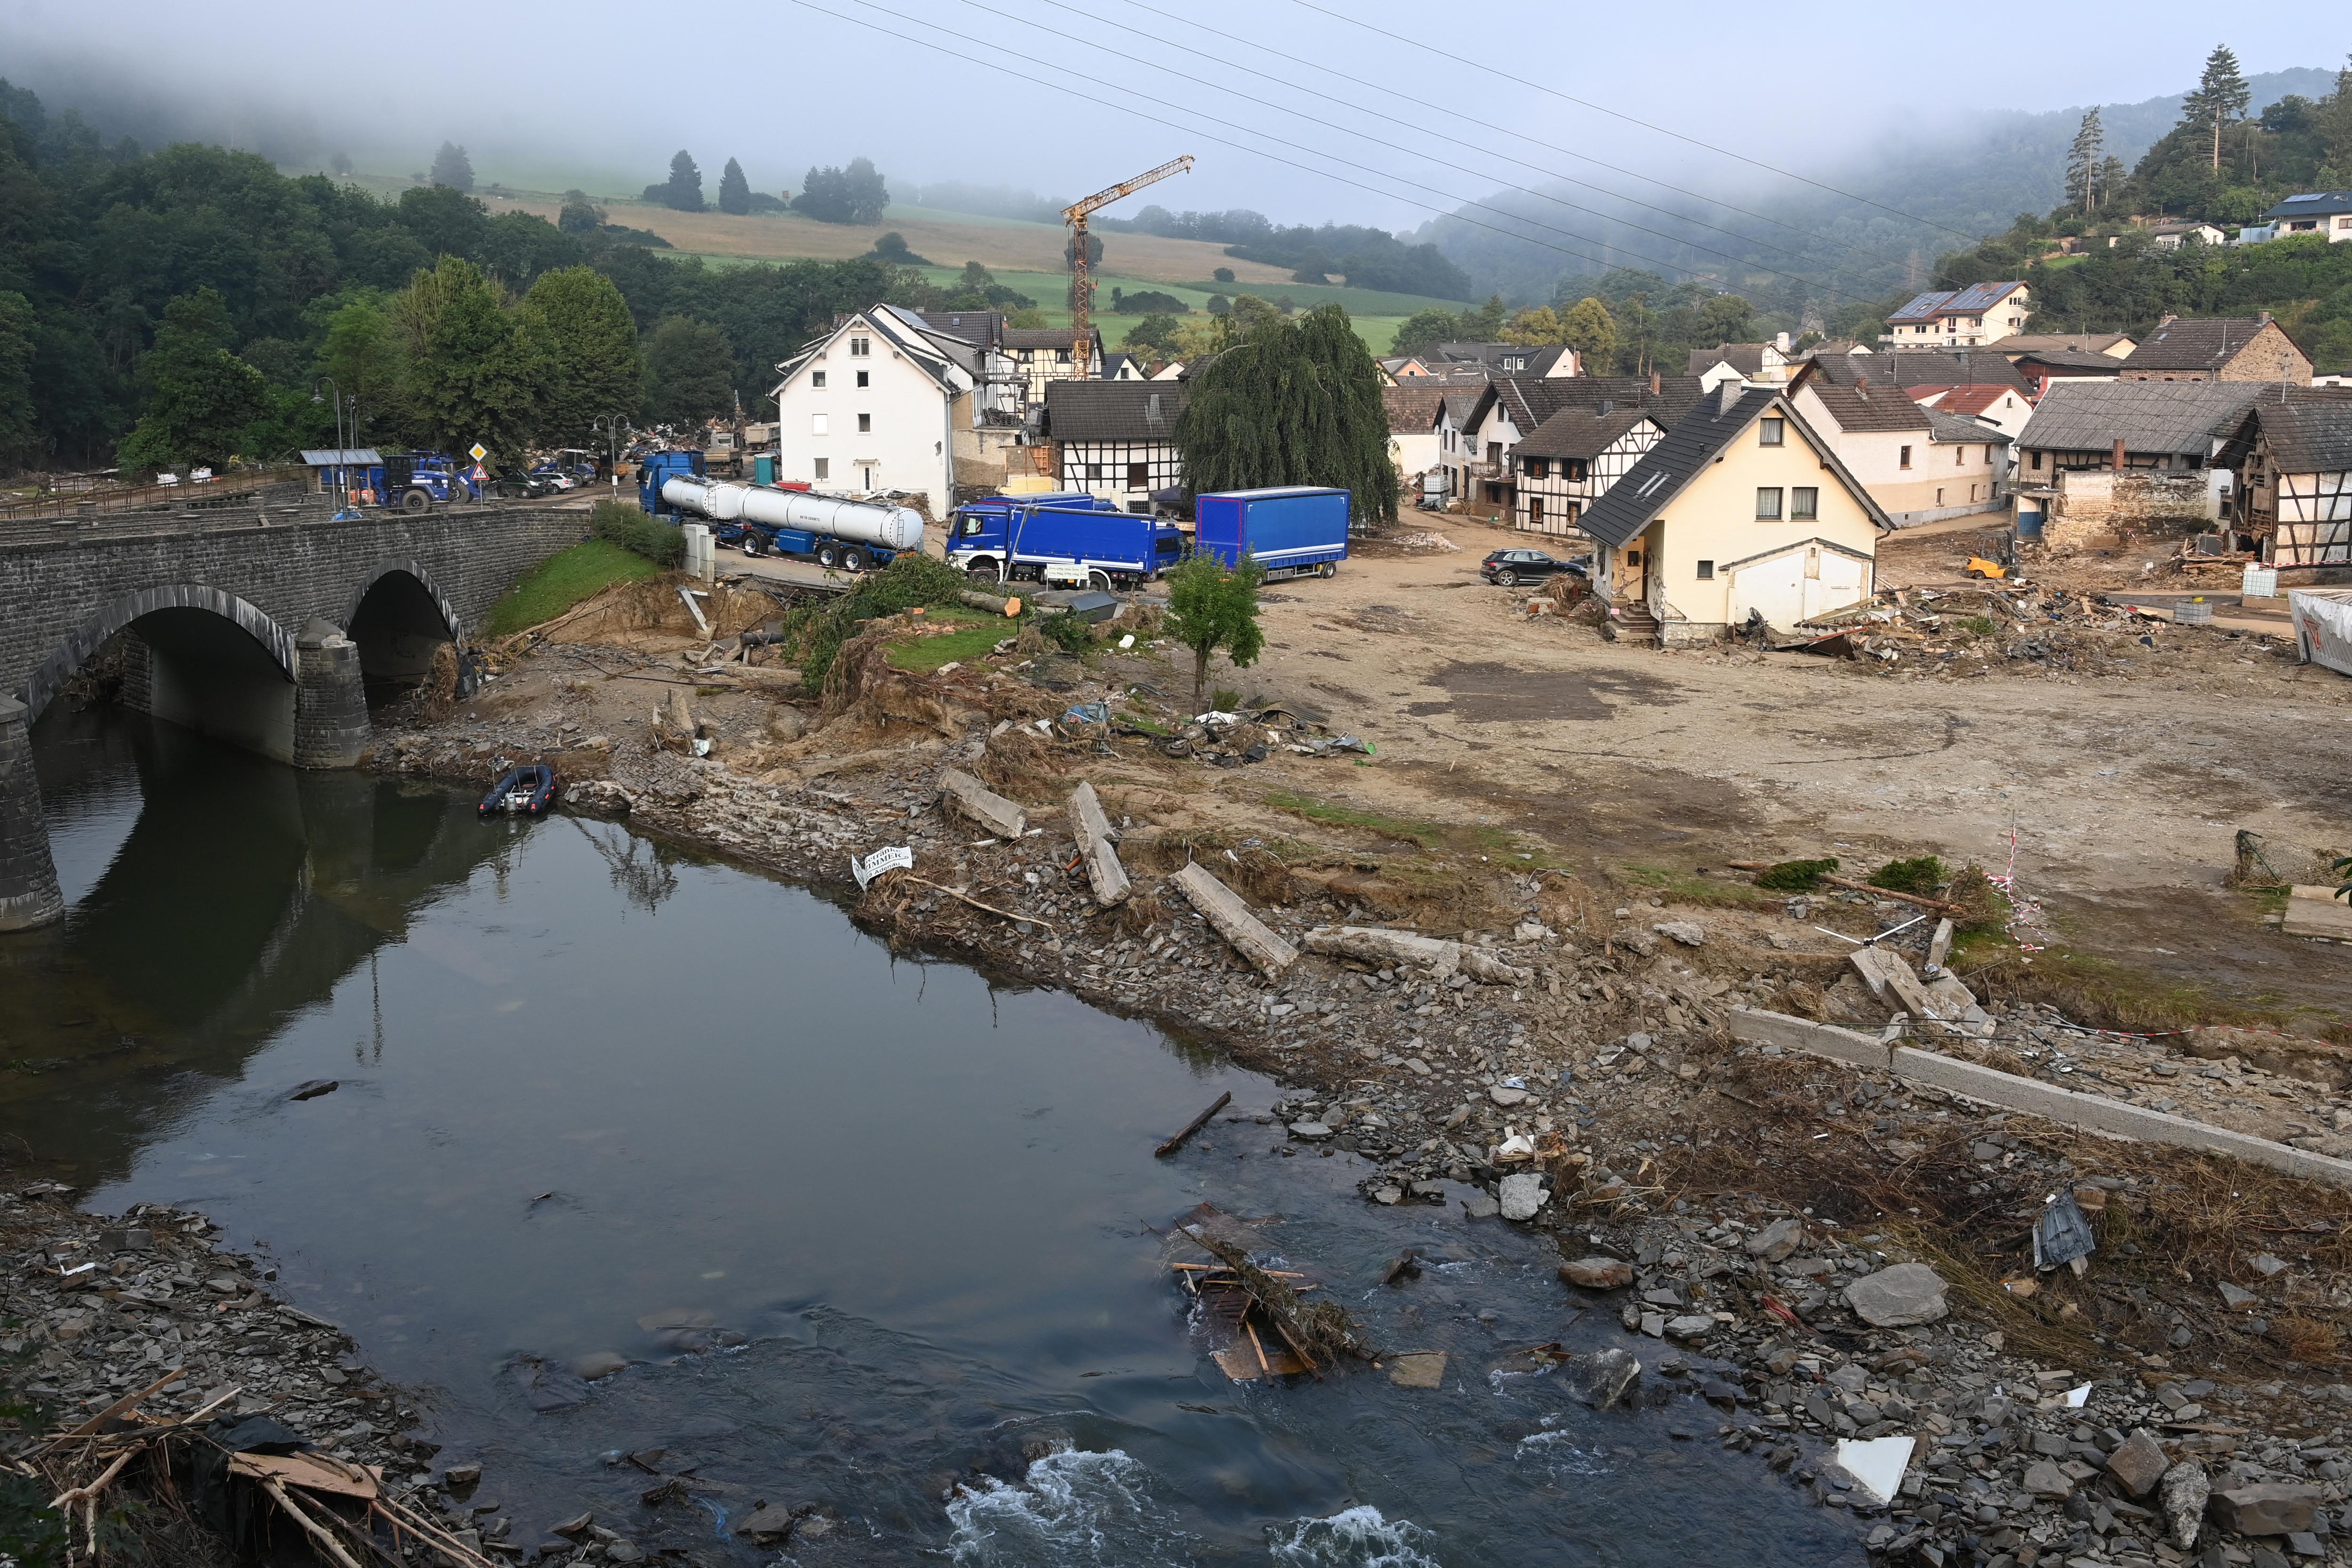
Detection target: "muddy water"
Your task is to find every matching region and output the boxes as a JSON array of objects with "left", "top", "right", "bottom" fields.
[{"left": 1, "top": 712, "right": 1860, "bottom": 1566}]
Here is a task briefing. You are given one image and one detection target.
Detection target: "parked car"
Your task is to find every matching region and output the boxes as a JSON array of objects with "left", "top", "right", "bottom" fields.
[
  {"left": 528, "top": 462, "right": 577, "bottom": 491},
  {"left": 1480, "top": 547, "right": 1587, "bottom": 586},
  {"left": 492, "top": 468, "right": 551, "bottom": 500}
]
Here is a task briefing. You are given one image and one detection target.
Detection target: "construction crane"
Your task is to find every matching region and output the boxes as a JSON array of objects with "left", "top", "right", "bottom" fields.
[{"left": 1063, "top": 155, "right": 1193, "bottom": 376}]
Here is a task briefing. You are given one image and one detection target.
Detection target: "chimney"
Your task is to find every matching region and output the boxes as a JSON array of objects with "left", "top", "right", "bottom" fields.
[
  {"left": 2258, "top": 310, "right": 2273, "bottom": 326},
  {"left": 1596, "top": 398, "right": 1613, "bottom": 416},
  {"left": 1775, "top": 330, "right": 1791, "bottom": 353},
  {"left": 2111, "top": 438, "right": 2126, "bottom": 472},
  {"left": 1649, "top": 368, "right": 1662, "bottom": 395},
  {"left": 1717, "top": 381, "right": 1741, "bottom": 416},
  {"left": 1855, "top": 374, "right": 1870, "bottom": 395}
]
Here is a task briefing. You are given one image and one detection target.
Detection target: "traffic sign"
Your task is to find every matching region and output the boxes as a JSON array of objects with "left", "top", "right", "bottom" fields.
[
  {"left": 469, "top": 463, "right": 489, "bottom": 483},
  {"left": 468, "top": 443, "right": 488, "bottom": 462}
]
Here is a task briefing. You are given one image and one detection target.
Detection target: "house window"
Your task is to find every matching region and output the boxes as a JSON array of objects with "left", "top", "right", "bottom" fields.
[
  {"left": 812, "top": 370, "right": 827, "bottom": 388},
  {"left": 1899, "top": 445, "right": 1913, "bottom": 469},
  {"left": 1936, "top": 487, "right": 1945, "bottom": 505},
  {"left": 857, "top": 413, "right": 872, "bottom": 433},
  {"left": 849, "top": 337, "right": 870, "bottom": 357},
  {"left": 1086, "top": 463, "right": 1102, "bottom": 480},
  {"left": 1524, "top": 457, "right": 1549, "bottom": 479},
  {"left": 1759, "top": 417, "right": 1784, "bottom": 446},
  {"left": 1566, "top": 458, "right": 1588, "bottom": 482},
  {"left": 1695, "top": 559, "right": 1714, "bottom": 580},
  {"left": 856, "top": 370, "right": 870, "bottom": 388},
  {"left": 2031, "top": 451, "right": 2043, "bottom": 470},
  {"left": 1791, "top": 486, "right": 1818, "bottom": 520},
  {"left": 1529, "top": 497, "right": 1545, "bottom": 525},
  {"left": 814, "top": 457, "right": 830, "bottom": 479},
  {"left": 1486, "top": 442, "right": 1502, "bottom": 464},
  {"left": 1127, "top": 462, "right": 1147, "bottom": 488},
  {"left": 812, "top": 413, "right": 829, "bottom": 436},
  {"left": 1955, "top": 446, "right": 1965, "bottom": 467},
  {"left": 1755, "top": 487, "right": 1784, "bottom": 520}
]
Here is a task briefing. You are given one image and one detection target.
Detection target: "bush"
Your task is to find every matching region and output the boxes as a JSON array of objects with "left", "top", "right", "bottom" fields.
[
  {"left": 589, "top": 499, "right": 684, "bottom": 568},
  {"left": 790, "top": 551, "right": 973, "bottom": 682},
  {"left": 1754, "top": 856, "right": 1839, "bottom": 892},
  {"left": 1869, "top": 856, "right": 1947, "bottom": 896},
  {"left": 1039, "top": 611, "right": 1093, "bottom": 651}
]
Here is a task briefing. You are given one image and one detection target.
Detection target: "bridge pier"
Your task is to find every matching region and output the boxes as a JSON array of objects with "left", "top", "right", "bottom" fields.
[
  {"left": 292, "top": 619, "right": 371, "bottom": 770},
  {"left": 0, "top": 696, "right": 64, "bottom": 932}
]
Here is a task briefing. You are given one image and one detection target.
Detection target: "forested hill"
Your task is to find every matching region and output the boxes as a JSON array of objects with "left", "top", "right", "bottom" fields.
[
  {"left": 0, "top": 83, "right": 1000, "bottom": 478},
  {"left": 1416, "top": 65, "right": 2338, "bottom": 312}
]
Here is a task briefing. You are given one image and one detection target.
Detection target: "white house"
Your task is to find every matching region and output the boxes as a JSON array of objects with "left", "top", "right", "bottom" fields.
[
  {"left": 2148, "top": 222, "right": 2227, "bottom": 249},
  {"left": 2255, "top": 191, "right": 2352, "bottom": 243},
  {"left": 1509, "top": 408, "right": 1665, "bottom": 535},
  {"left": 1382, "top": 384, "right": 1447, "bottom": 491},
  {"left": 1879, "top": 281, "right": 2033, "bottom": 347},
  {"left": 1041, "top": 380, "right": 1188, "bottom": 510},
  {"left": 771, "top": 305, "right": 986, "bottom": 515},
  {"left": 1002, "top": 326, "right": 1104, "bottom": 406}
]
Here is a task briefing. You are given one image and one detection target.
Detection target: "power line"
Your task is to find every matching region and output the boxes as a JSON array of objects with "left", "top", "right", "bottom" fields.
[
  {"left": 936, "top": 0, "right": 1848, "bottom": 285},
  {"left": 785, "top": 0, "right": 1687, "bottom": 286},
  {"left": 1018, "top": 0, "right": 1846, "bottom": 272},
  {"left": 1095, "top": 0, "right": 1916, "bottom": 270},
  {"left": 830, "top": 0, "right": 1829, "bottom": 290},
  {"left": 1282, "top": 0, "right": 1983, "bottom": 244}
]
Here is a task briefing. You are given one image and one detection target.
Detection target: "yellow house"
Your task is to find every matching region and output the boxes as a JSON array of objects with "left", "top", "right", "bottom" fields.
[{"left": 1578, "top": 384, "right": 1893, "bottom": 645}]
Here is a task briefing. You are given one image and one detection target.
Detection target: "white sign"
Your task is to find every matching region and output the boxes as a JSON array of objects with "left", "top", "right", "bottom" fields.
[
  {"left": 851, "top": 845, "right": 914, "bottom": 890},
  {"left": 468, "top": 443, "right": 488, "bottom": 462}
]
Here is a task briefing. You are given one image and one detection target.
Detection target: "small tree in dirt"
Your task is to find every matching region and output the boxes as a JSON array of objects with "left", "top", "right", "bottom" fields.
[{"left": 1164, "top": 552, "right": 1265, "bottom": 705}]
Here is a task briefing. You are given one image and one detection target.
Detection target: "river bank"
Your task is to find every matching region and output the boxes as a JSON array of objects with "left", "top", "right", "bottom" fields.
[{"left": 322, "top": 569, "right": 2352, "bottom": 1567}]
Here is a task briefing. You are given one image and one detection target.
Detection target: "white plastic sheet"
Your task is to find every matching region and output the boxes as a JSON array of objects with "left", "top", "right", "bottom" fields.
[{"left": 2290, "top": 588, "right": 2352, "bottom": 677}]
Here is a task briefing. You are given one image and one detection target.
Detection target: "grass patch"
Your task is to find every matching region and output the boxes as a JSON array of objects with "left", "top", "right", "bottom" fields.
[
  {"left": 1261, "top": 791, "right": 1568, "bottom": 867},
  {"left": 1620, "top": 864, "right": 1772, "bottom": 909},
  {"left": 884, "top": 613, "right": 1006, "bottom": 672},
  {"left": 482, "top": 540, "right": 657, "bottom": 637},
  {"left": 1951, "top": 934, "right": 2294, "bottom": 1033}
]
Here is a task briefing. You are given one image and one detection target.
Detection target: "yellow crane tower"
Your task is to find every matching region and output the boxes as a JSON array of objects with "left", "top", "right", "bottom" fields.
[{"left": 1063, "top": 155, "right": 1194, "bottom": 375}]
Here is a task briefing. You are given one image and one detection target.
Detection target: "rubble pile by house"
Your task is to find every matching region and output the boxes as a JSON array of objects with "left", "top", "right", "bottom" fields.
[{"left": 1792, "top": 583, "right": 2296, "bottom": 678}]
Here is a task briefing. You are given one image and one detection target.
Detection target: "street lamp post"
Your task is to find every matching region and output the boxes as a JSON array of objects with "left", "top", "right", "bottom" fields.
[
  {"left": 311, "top": 377, "right": 355, "bottom": 520},
  {"left": 591, "top": 414, "right": 630, "bottom": 501}
]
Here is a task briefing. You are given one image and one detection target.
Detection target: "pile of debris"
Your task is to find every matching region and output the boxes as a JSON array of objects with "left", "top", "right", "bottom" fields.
[
  {"left": 1782, "top": 583, "right": 2268, "bottom": 673},
  {"left": 1162, "top": 1205, "right": 1376, "bottom": 1383}
]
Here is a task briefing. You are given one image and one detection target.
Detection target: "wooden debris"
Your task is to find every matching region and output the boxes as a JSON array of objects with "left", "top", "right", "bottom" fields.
[
  {"left": 938, "top": 768, "right": 1027, "bottom": 838},
  {"left": 1155, "top": 1091, "right": 1231, "bottom": 1158},
  {"left": 1169, "top": 863, "right": 1297, "bottom": 977},
  {"left": 230, "top": 1451, "right": 380, "bottom": 1500}
]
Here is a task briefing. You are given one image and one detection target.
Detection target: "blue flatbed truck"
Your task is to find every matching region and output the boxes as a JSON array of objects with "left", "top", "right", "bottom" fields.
[
  {"left": 947, "top": 496, "right": 1186, "bottom": 590},
  {"left": 1193, "top": 486, "right": 1350, "bottom": 580}
]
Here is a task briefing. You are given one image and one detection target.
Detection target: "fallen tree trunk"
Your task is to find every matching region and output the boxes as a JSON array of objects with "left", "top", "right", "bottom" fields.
[{"left": 1303, "top": 925, "right": 1530, "bottom": 984}]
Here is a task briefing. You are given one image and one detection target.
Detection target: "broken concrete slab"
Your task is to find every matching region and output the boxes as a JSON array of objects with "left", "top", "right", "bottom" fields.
[
  {"left": 2283, "top": 886, "right": 2352, "bottom": 941},
  {"left": 2161, "top": 1462, "right": 2210, "bottom": 1550},
  {"left": 1301, "top": 925, "right": 1531, "bottom": 984},
  {"left": 1067, "top": 781, "right": 1118, "bottom": 854},
  {"left": 1387, "top": 1352, "right": 1448, "bottom": 1389},
  {"left": 1082, "top": 838, "right": 1130, "bottom": 907},
  {"left": 1727, "top": 1008, "right": 1891, "bottom": 1070},
  {"left": 937, "top": 768, "right": 1026, "bottom": 839},
  {"left": 1497, "top": 1172, "right": 1548, "bottom": 1221},
  {"left": 1170, "top": 864, "right": 1297, "bottom": 978}
]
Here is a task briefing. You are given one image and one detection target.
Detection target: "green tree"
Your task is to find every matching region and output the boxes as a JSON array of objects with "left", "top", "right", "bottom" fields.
[
  {"left": 315, "top": 295, "right": 401, "bottom": 434},
  {"left": 0, "top": 291, "right": 37, "bottom": 470},
  {"left": 518, "top": 267, "right": 642, "bottom": 444},
  {"left": 718, "top": 157, "right": 752, "bottom": 216},
  {"left": 1121, "top": 313, "right": 1182, "bottom": 358},
  {"left": 1212, "top": 266, "right": 1235, "bottom": 282},
  {"left": 1389, "top": 306, "right": 1462, "bottom": 356},
  {"left": 1559, "top": 296, "right": 1618, "bottom": 369},
  {"left": 1501, "top": 305, "right": 1568, "bottom": 345},
  {"left": 430, "top": 141, "right": 474, "bottom": 192},
  {"left": 395, "top": 184, "right": 491, "bottom": 259},
  {"left": 558, "top": 190, "right": 605, "bottom": 234},
  {"left": 2318, "top": 55, "right": 2352, "bottom": 178},
  {"left": 1458, "top": 295, "right": 1508, "bottom": 339},
  {"left": 394, "top": 257, "right": 540, "bottom": 457},
  {"left": 1174, "top": 302, "right": 1398, "bottom": 530},
  {"left": 2181, "top": 44, "right": 2253, "bottom": 173},
  {"left": 115, "top": 288, "right": 268, "bottom": 471},
  {"left": 641, "top": 316, "right": 735, "bottom": 426},
  {"left": 655, "top": 151, "right": 704, "bottom": 212},
  {"left": 1162, "top": 552, "right": 1265, "bottom": 704},
  {"left": 1696, "top": 293, "right": 1755, "bottom": 344},
  {"left": 2065, "top": 108, "right": 2106, "bottom": 213}
]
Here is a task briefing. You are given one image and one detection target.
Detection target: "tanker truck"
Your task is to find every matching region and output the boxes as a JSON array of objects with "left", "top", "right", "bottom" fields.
[{"left": 637, "top": 451, "right": 925, "bottom": 572}]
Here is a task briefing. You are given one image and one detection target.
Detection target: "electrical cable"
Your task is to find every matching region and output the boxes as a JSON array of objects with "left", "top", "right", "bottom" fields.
[
  {"left": 1002, "top": 0, "right": 1838, "bottom": 271},
  {"left": 1281, "top": 0, "right": 1983, "bottom": 243},
  {"left": 1085, "top": 0, "right": 1920, "bottom": 272},
  {"left": 932, "top": 0, "right": 1845, "bottom": 284},
  {"left": 808, "top": 0, "right": 1825, "bottom": 289}
]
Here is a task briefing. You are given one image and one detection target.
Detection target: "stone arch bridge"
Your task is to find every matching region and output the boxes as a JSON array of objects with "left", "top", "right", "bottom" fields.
[{"left": 0, "top": 494, "right": 585, "bottom": 930}]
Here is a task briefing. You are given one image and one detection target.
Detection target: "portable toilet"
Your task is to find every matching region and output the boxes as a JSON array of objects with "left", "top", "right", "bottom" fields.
[{"left": 754, "top": 454, "right": 776, "bottom": 486}]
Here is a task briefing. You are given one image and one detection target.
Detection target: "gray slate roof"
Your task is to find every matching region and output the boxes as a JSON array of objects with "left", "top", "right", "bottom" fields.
[
  {"left": 2223, "top": 396, "right": 2352, "bottom": 474},
  {"left": 1806, "top": 349, "right": 2031, "bottom": 395},
  {"left": 2013, "top": 380, "right": 2270, "bottom": 457},
  {"left": 1514, "top": 407, "right": 1661, "bottom": 461},
  {"left": 1041, "top": 379, "right": 1188, "bottom": 442},
  {"left": 2119, "top": 317, "right": 2285, "bottom": 373},
  {"left": 2260, "top": 191, "right": 2352, "bottom": 222},
  {"left": 1925, "top": 408, "right": 2011, "bottom": 446},
  {"left": 1577, "top": 385, "right": 1891, "bottom": 550}
]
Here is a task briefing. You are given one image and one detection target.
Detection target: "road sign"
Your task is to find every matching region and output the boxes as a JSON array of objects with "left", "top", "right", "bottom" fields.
[
  {"left": 469, "top": 464, "right": 488, "bottom": 483},
  {"left": 468, "top": 443, "right": 488, "bottom": 462}
]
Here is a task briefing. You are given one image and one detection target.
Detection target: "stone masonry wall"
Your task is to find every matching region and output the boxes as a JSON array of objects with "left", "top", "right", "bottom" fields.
[
  {"left": 2044, "top": 470, "right": 2214, "bottom": 550},
  {"left": 0, "top": 503, "right": 584, "bottom": 718}
]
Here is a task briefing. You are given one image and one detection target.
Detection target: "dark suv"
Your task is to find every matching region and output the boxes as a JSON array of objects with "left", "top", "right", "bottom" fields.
[{"left": 1480, "top": 547, "right": 1587, "bottom": 586}]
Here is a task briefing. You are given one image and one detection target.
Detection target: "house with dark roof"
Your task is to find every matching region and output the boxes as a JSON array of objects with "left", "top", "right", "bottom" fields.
[
  {"left": 1382, "top": 384, "right": 1448, "bottom": 486},
  {"left": 1576, "top": 384, "right": 1892, "bottom": 644},
  {"left": 1451, "top": 374, "right": 1704, "bottom": 514},
  {"left": 771, "top": 304, "right": 992, "bottom": 509},
  {"left": 1789, "top": 370, "right": 2012, "bottom": 526},
  {"left": 2116, "top": 315, "right": 2311, "bottom": 384},
  {"left": 1001, "top": 325, "right": 1105, "bottom": 405},
  {"left": 1040, "top": 380, "right": 1190, "bottom": 510},
  {"left": 1687, "top": 338, "right": 1795, "bottom": 388},
  {"left": 1805, "top": 349, "right": 2032, "bottom": 398},
  {"left": 1508, "top": 408, "right": 1664, "bottom": 536},
  {"left": 1424, "top": 342, "right": 1579, "bottom": 378},
  {"left": 2010, "top": 346, "right": 2127, "bottom": 399},
  {"left": 2218, "top": 397, "right": 2352, "bottom": 565},
  {"left": 2256, "top": 191, "right": 2352, "bottom": 243},
  {"left": 1879, "top": 281, "right": 2033, "bottom": 348},
  {"left": 1992, "top": 333, "right": 2136, "bottom": 362}
]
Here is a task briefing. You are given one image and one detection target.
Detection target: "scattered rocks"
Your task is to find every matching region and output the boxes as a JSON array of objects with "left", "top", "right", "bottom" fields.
[
  {"left": 2212, "top": 1483, "right": 2321, "bottom": 1536},
  {"left": 2162, "top": 1460, "right": 2212, "bottom": 1550},
  {"left": 1497, "top": 1172, "right": 1548, "bottom": 1222},
  {"left": 1744, "top": 1216, "right": 1804, "bottom": 1263},
  {"left": 1572, "top": 1347, "right": 1641, "bottom": 1409},
  {"left": 1653, "top": 921, "right": 1706, "bottom": 947},
  {"left": 1842, "top": 1262, "right": 1948, "bottom": 1327},
  {"left": 1557, "top": 1256, "right": 1635, "bottom": 1290},
  {"left": 2106, "top": 1428, "right": 2170, "bottom": 1497}
]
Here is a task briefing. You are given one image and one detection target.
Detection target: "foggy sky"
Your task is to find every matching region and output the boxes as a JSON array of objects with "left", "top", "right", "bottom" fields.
[{"left": 4, "top": 0, "right": 2345, "bottom": 233}]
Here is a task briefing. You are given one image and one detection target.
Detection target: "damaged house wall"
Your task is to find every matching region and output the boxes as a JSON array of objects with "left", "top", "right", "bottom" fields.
[{"left": 2042, "top": 469, "right": 2218, "bottom": 550}]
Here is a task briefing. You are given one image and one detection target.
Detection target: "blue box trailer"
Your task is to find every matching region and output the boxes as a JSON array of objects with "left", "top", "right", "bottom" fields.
[
  {"left": 1193, "top": 487, "right": 1350, "bottom": 579},
  {"left": 947, "top": 496, "right": 1185, "bottom": 590}
]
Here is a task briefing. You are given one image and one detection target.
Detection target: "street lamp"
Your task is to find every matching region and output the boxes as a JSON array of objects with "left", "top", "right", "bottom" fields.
[
  {"left": 311, "top": 378, "right": 357, "bottom": 520},
  {"left": 591, "top": 414, "right": 630, "bottom": 499}
]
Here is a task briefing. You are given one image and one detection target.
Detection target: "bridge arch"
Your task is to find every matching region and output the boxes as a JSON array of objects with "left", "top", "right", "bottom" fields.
[
  {"left": 25, "top": 586, "right": 299, "bottom": 758},
  {"left": 344, "top": 558, "right": 466, "bottom": 704}
]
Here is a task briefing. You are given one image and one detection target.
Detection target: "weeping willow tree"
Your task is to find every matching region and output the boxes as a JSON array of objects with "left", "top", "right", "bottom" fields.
[{"left": 1175, "top": 304, "right": 1398, "bottom": 529}]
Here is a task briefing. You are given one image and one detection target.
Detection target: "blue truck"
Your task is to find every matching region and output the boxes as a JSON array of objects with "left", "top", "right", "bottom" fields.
[
  {"left": 946, "top": 495, "right": 1187, "bottom": 590},
  {"left": 314, "top": 451, "right": 478, "bottom": 512},
  {"left": 1194, "top": 486, "right": 1350, "bottom": 580}
]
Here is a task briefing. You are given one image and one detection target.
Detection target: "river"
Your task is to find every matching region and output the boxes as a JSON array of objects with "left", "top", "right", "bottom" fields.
[{"left": 0, "top": 710, "right": 1861, "bottom": 1566}]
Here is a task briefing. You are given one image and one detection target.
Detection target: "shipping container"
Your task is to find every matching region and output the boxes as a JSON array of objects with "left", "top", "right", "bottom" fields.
[{"left": 1192, "top": 486, "right": 1349, "bottom": 579}]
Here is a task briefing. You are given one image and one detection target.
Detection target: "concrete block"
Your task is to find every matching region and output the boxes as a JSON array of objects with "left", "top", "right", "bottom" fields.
[
  {"left": 937, "top": 768, "right": 1026, "bottom": 839},
  {"left": 1888, "top": 1048, "right": 2352, "bottom": 1189},
  {"left": 1066, "top": 780, "right": 1116, "bottom": 855},
  {"left": 1727, "top": 1008, "right": 1892, "bottom": 1069},
  {"left": 1169, "top": 863, "right": 1296, "bottom": 977},
  {"left": 2283, "top": 886, "right": 2352, "bottom": 941}
]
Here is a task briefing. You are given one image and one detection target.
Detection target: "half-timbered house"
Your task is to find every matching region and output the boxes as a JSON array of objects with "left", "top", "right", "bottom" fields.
[
  {"left": 1003, "top": 326, "right": 1104, "bottom": 406},
  {"left": 2222, "top": 399, "right": 2352, "bottom": 566},
  {"left": 1510, "top": 408, "right": 1664, "bottom": 535},
  {"left": 1040, "top": 380, "right": 1189, "bottom": 511}
]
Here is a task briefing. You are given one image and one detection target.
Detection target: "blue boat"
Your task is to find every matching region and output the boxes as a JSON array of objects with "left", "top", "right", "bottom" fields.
[{"left": 479, "top": 764, "right": 560, "bottom": 818}]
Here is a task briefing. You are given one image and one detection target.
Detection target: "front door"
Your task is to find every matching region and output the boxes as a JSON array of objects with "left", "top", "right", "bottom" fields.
[{"left": 1617, "top": 539, "right": 1648, "bottom": 603}]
